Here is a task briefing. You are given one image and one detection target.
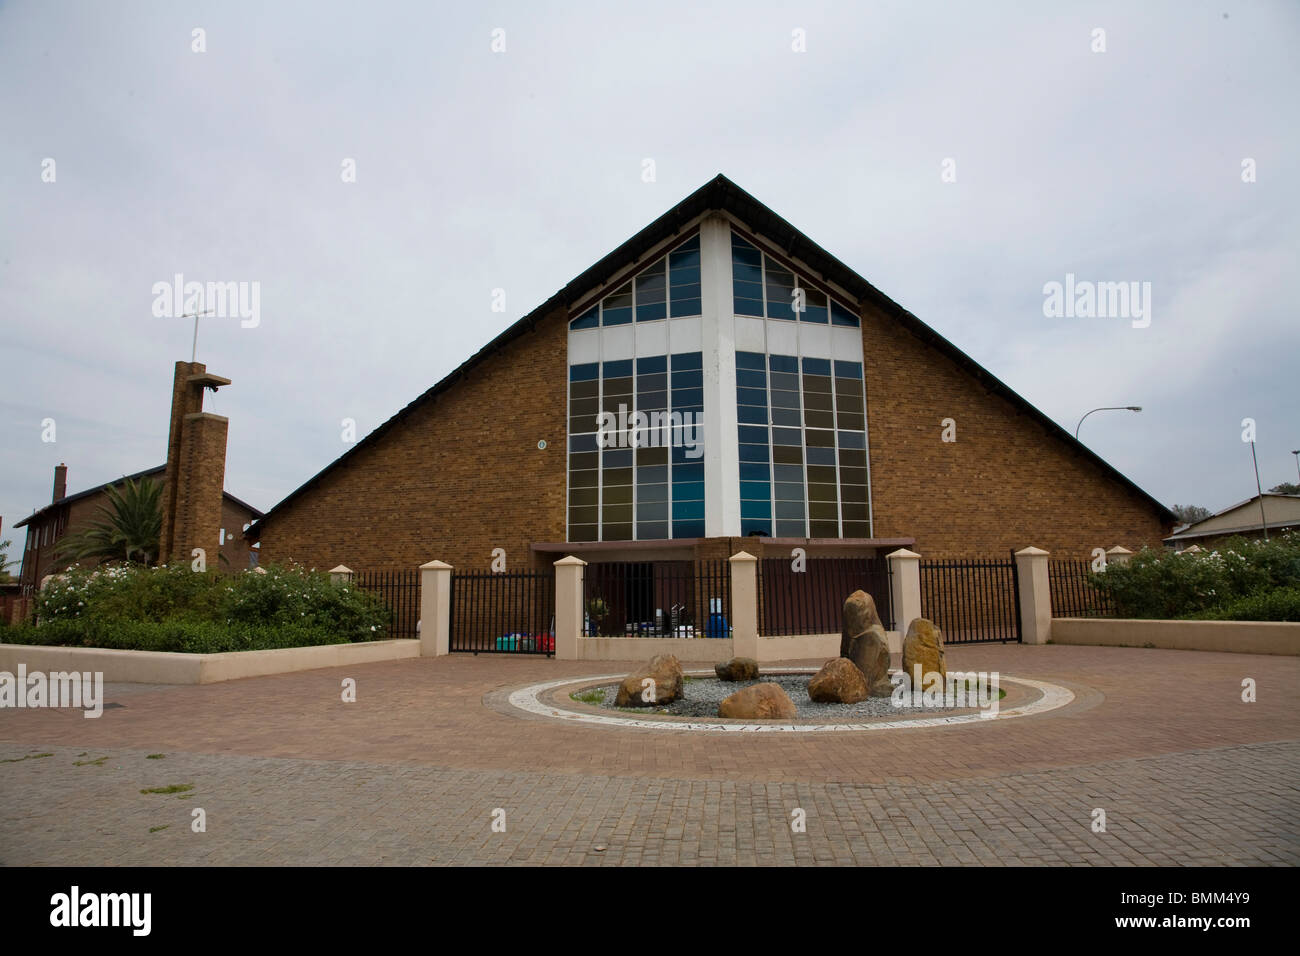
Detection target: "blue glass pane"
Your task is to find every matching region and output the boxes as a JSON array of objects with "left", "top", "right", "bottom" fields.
[
  {"left": 569, "top": 362, "right": 599, "bottom": 382},
  {"left": 671, "top": 369, "right": 703, "bottom": 388},
  {"left": 739, "top": 462, "right": 770, "bottom": 482},
  {"left": 773, "top": 464, "right": 804, "bottom": 482},
  {"left": 806, "top": 446, "right": 836, "bottom": 466},
  {"left": 671, "top": 500, "right": 705, "bottom": 521},
  {"left": 569, "top": 433, "right": 598, "bottom": 452},
  {"left": 774, "top": 482, "right": 805, "bottom": 500},
  {"left": 671, "top": 444, "right": 704, "bottom": 465},
  {"left": 672, "top": 462, "right": 704, "bottom": 481},
  {"left": 802, "top": 304, "right": 829, "bottom": 324},
  {"left": 834, "top": 360, "right": 863, "bottom": 379},
  {"left": 671, "top": 352, "right": 703, "bottom": 370},
  {"left": 736, "top": 368, "right": 767, "bottom": 389},
  {"left": 802, "top": 357, "right": 832, "bottom": 376},
  {"left": 673, "top": 519, "right": 706, "bottom": 538},
  {"left": 731, "top": 234, "right": 760, "bottom": 263},
  {"left": 638, "top": 481, "right": 668, "bottom": 501},
  {"left": 669, "top": 264, "right": 700, "bottom": 286},
  {"left": 771, "top": 407, "right": 801, "bottom": 427},
  {"left": 740, "top": 481, "right": 771, "bottom": 501},
  {"left": 740, "top": 518, "right": 771, "bottom": 537},
  {"left": 670, "top": 282, "right": 701, "bottom": 301},
  {"left": 736, "top": 351, "right": 766, "bottom": 370},
  {"left": 838, "top": 431, "right": 866, "bottom": 450},
  {"left": 739, "top": 443, "right": 770, "bottom": 462},
  {"left": 637, "top": 522, "right": 670, "bottom": 540},
  {"left": 670, "top": 297, "right": 701, "bottom": 317},
  {"left": 775, "top": 500, "right": 806, "bottom": 520},
  {"left": 602, "top": 448, "right": 633, "bottom": 468},
  {"left": 671, "top": 386, "right": 703, "bottom": 407},
  {"left": 636, "top": 301, "right": 667, "bottom": 322},
  {"left": 737, "top": 425, "right": 768, "bottom": 444},
  {"left": 570, "top": 305, "right": 599, "bottom": 329},
  {"left": 603, "top": 306, "right": 633, "bottom": 326},
  {"left": 767, "top": 299, "right": 796, "bottom": 321},
  {"left": 774, "top": 520, "right": 805, "bottom": 537},
  {"left": 733, "top": 279, "right": 763, "bottom": 302},
  {"left": 740, "top": 499, "right": 772, "bottom": 519},
  {"left": 737, "top": 405, "right": 768, "bottom": 425},
  {"left": 637, "top": 355, "right": 667, "bottom": 374},
  {"left": 831, "top": 301, "right": 859, "bottom": 326},
  {"left": 735, "top": 297, "right": 765, "bottom": 317},
  {"left": 772, "top": 427, "right": 801, "bottom": 446},
  {"left": 732, "top": 262, "right": 763, "bottom": 284},
  {"left": 736, "top": 386, "right": 768, "bottom": 407},
  {"left": 603, "top": 359, "right": 634, "bottom": 378},
  {"left": 768, "top": 354, "right": 798, "bottom": 373}
]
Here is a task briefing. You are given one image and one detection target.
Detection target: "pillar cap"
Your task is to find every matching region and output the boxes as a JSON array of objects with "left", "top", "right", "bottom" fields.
[
  {"left": 728, "top": 550, "right": 757, "bottom": 563},
  {"left": 420, "top": 559, "right": 453, "bottom": 570},
  {"left": 1015, "top": 546, "right": 1050, "bottom": 557},
  {"left": 886, "top": 548, "right": 921, "bottom": 560},
  {"left": 1105, "top": 546, "right": 1134, "bottom": 555},
  {"left": 554, "top": 555, "right": 587, "bottom": 567},
  {"left": 329, "top": 565, "right": 353, "bottom": 575}
]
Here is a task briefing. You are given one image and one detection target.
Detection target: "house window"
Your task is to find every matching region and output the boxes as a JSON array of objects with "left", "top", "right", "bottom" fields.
[
  {"left": 731, "top": 233, "right": 860, "bottom": 327},
  {"left": 569, "top": 235, "right": 701, "bottom": 329},
  {"left": 735, "top": 351, "right": 870, "bottom": 538}
]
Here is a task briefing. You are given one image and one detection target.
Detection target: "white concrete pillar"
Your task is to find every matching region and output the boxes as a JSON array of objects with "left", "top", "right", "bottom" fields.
[
  {"left": 886, "top": 548, "right": 922, "bottom": 633},
  {"left": 554, "top": 555, "right": 586, "bottom": 661},
  {"left": 728, "top": 550, "right": 759, "bottom": 660},
  {"left": 418, "top": 560, "right": 452, "bottom": 656},
  {"left": 699, "top": 214, "right": 740, "bottom": 536},
  {"left": 1015, "top": 547, "right": 1052, "bottom": 645},
  {"left": 328, "top": 564, "right": 353, "bottom": 586},
  {"left": 1105, "top": 545, "right": 1134, "bottom": 567}
]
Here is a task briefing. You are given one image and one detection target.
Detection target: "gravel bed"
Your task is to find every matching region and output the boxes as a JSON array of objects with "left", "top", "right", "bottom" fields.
[{"left": 594, "top": 673, "right": 965, "bottom": 719}]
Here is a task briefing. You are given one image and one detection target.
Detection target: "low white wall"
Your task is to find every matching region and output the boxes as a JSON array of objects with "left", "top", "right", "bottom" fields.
[
  {"left": 0, "top": 639, "right": 421, "bottom": 684},
  {"left": 1052, "top": 618, "right": 1300, "bottom": 656}
]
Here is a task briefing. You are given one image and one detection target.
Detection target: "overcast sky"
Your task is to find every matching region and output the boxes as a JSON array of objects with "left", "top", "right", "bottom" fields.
[{"left": 2, "top": 0, "right": 1297, "bottom": 543}]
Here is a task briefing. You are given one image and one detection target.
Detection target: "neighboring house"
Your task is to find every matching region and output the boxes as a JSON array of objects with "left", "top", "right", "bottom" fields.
[
  {"left": 1163, "top": 494, "right": 1300, "bottom": 550},
  {"left": 13, "top": 463, "right": 263, "bottom": 590},
  {"left": 248, "top": 174, "right": 1173, "bottom": 571}
]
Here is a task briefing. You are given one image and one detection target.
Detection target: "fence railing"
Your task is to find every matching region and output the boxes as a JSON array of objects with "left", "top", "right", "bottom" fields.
[
  {"left": 449, "top": 569, "right": 555, "bottom": 654},
  {"left": 919, "top": 554, "right": 1022, "bottom": 643},
  {"left": 758, "top": 556, "right": 893, "bottom": 635},
  {"left": 582, "top": 560, "right": 731, "bottom": 638},
  {"left": 353, "top": 569, "right": 421, "bottom": 638},
  {"left": 1049, "top": 559, "right": 1115, "bottom": 618}
]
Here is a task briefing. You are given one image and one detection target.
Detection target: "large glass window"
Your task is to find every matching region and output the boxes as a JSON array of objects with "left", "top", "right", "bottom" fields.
[
  {"left": 567, "top": 351, "right": 705, "bottom": 541},
  {"left": 570, "top": 235, "right": 702, "bottom": 329},
  {"left": 735, "top": 351, "right": 869, "bottom": 538},
  {"left": 730, "top": 232, "right": 860, "bottom": 327}
]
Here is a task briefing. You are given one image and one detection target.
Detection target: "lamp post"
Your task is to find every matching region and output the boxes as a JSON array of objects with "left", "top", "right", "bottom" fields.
[
  {"left": 1292, "top": 449, "right": 1299, "bottom": 484},
  {"left": 1075, "top": 406, "right": 1142, "bottom": 441}
]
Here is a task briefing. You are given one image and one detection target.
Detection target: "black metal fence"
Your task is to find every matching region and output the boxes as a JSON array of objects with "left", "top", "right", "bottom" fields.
[
  {"left": 449, "top": 569, "right": 555, "bottom": 654},
  {"left": 353, "top": 569, "right": 420, "bottom": 638},
  {"left": 919, "top": 554, "right": 1022, "bottom": 643},
  {"left": 1049, "top": 559, "right": 1115, "bottom": 618},
  {"left": 582, "top": 560, "right": 731, "bottom": 638},
  {"left": 758, "top": 556, "right": 893, "bottom": 635}
]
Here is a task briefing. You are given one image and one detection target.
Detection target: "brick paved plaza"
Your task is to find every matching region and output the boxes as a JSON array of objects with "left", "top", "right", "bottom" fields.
[{"left": 1, "top": 644, "right": 1297, "bottom": 866}]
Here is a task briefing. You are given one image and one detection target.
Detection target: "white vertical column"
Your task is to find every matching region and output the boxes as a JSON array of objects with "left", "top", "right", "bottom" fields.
[{"left": 699, "top": 214, "right": 739, "bottom": 537}]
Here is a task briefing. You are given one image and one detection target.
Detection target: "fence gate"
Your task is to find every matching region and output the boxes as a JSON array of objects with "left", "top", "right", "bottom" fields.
[
  {"left": 758, "top": 556, "right": 894, "bottom": 635},
  {"left": 919, "top": 552, "right": 1022, "bottom": 643},
  {"left": 449, "top": 569, "right": 555, "bottom": 655},
  {"left": 353, "top": 569, "right": 421, "bottom": 638}
]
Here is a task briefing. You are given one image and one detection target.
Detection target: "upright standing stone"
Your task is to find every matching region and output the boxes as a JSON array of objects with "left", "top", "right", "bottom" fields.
[{"left": 902, "top": 618, "right": 947, "bottom": 684}]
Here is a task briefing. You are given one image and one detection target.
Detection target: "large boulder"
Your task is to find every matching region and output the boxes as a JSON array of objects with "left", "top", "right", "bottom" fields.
[
  {"left": 840, "top": 590, "right": 884, "bottom": 659},
  {"left": 718, "top": 683, "right": 798, "bottom": 720},
  {"left": 714, "top": 657, "right": 759, "bottom": 682},
  {"left": 615, "top": 654, "right": 684, "bottom": 707},
  {"left": 807, "top": 657, "right": 868, "bottom": 703},
  {"left": 902, "top": 618, "right": 947, "bottom": 685},
  {"left": 843, "top": 623, "right": 892, "bottom": 696}
]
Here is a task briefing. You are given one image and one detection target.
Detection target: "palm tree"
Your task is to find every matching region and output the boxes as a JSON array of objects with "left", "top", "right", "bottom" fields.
[{"left": 56, "top": 475, "right": 163, "bottom": 567}]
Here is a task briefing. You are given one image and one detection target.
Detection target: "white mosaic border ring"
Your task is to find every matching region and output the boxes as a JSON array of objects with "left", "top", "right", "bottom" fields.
[{"left": 507, "top": 668, "right": 1075, "bottom": 733}]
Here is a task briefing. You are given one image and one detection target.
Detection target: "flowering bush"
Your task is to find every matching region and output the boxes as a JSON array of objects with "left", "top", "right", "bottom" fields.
[
  {"left": 1090, "top": 533, "right": 1300, "bottom": 620},
  {"left": 10, "top": 563, "right": 391, "bottom": 651}
]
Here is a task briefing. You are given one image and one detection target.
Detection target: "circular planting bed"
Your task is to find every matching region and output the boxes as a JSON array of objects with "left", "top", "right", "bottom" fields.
[{"left": 504, "top": 668, "right": 1073, "bottom": 733}]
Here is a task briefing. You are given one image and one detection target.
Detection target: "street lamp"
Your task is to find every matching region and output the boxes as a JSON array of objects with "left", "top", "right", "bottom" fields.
[
  {"left": 1075, "top": 406, "right": 1142, "bottom": 440},
  {"left": 1292, "top": 449, "right": 1300, "bottom": 484}
]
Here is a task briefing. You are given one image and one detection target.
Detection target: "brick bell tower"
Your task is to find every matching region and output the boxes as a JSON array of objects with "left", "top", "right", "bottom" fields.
[{"left": 160, "top": 361, "right": 232, "bottom": 565}]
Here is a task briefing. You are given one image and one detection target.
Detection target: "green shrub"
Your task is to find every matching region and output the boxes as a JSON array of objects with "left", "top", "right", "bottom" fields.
[
  {"left": 9, "top": 562, "right": 390, "bottom": 651},
  {"left": 1186, "top": 587, "right": 1300, "bottom": 622},
  {"left": 1089, "top": 533, "right": 1300, "bottom": 620}
]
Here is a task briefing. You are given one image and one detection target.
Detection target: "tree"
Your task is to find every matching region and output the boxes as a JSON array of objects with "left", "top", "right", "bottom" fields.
[
  {"left": 1268, "top": 482, "right": 1300, "bottom": 496},
  {"left": 0, "top": 538, "right": 14, "bottom": 582},
  {"left": 1170, "top": 504, "right": 1212, "bottom": 526},
  {"left": 55, "top": 476, "right": 163, "bottom": 567}
]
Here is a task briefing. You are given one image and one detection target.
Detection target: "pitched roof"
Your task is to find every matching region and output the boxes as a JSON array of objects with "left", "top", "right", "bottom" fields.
[
  {"left": 13, "top": 465, "right": 263, "bottom": 528},
  {"left": 1163, "top": 494, "right": 1300, "bottom": 542},
  {"left": 248, "top": 173, "right": 1175, "bottom": 534}
]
